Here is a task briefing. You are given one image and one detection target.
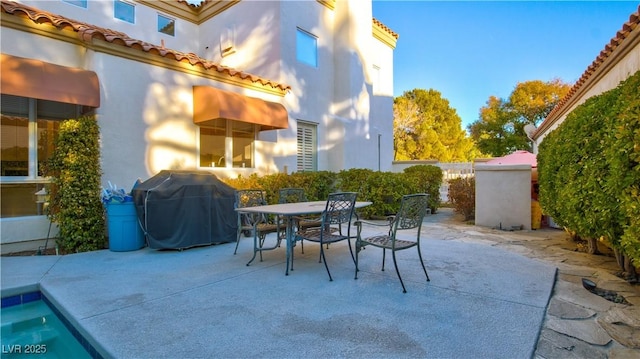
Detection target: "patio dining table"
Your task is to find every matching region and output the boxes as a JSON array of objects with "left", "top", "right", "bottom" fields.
[{"left": 236, "top": 200, "right": 372, "bottom": 275}]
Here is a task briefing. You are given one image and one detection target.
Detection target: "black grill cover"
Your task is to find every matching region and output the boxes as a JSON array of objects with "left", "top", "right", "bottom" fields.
[{"left": 132, "top": 170, "right": 237, "bottom": 250}]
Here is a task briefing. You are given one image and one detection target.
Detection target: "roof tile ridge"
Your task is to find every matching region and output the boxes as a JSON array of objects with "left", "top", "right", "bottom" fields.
[
  {"left": 372, "top": 17, "right": 398, "bottom": 39},
  {"left": 543, "top": 5, "right": 640, "bottom": 123},
  {"left": 1, "top": 0, "right": 291, "bottom": 92}
]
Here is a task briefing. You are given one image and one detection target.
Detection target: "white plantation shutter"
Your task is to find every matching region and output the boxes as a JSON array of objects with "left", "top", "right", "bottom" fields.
[{"left": 297, "top": 122, "right": 316, "bottom": 171}]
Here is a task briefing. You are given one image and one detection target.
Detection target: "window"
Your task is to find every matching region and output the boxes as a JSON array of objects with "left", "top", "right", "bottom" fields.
[
  {"left": 63, "top": 0, "right": 87, "bottom": 8},
  {"left": 199, "top": 120, "right": 256, "bottom": 169},
  {"left": 158, "top": 14, "right": 175, "bottom": 36},
  {"left": 1, "top": 95, "right": 80, "bottom": 218},
  {"left": 297, "top": 121, "right": 317, "bottom": 171},
  {"left": 296, "top": 28, "right": 317, "bottom": 67},
  {"left": 114, "top": 0, "right": 135, "bottom": 24}
]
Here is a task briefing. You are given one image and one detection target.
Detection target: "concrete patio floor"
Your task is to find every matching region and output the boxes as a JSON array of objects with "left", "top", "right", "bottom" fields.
[{"left": 3, "top": 209, "right": 636, "bottom": 358}]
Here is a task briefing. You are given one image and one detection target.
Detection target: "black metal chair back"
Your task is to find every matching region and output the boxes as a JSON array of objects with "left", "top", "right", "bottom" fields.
[
  {"left": 295, "top": 192, "right": 358, "bottom": 281},
  {"left": 355, "top": 193, "right": 431, "bottom": 293},
  {"left": 393, "top": 193, "right": 430, "bottom": 232},
  {"left": 278, "top": 188, "right": 307, "bottom": 204},
  {"left": 234, "top": 189, "right": 279, "bottom": 256},
  {"left": 323, "top": 192, "right": 357, "bottom": 228}
]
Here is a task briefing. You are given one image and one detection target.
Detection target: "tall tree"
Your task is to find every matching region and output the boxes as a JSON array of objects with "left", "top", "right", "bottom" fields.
[
  {"left": 393, "top": 89, "right": 477, "bottom": 162},
  {"left": 468, "top": 79, "right": 571, "bottom": 157}
]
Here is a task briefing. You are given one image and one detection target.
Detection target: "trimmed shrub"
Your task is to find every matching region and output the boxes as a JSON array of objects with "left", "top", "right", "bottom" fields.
[
  {"left": 223, "top": 168, "right": 439, "bottom": 219},
  {"left": 223, "top": 173, "right": 262, "bottom": 191},
  {"left": 354, "top": 171, "right": 418, "bottom": 218},
  {"left": 46, "top": 115, "right": 105, "bottom": 253},
  {"left": 223, "top": 171, "right": 338, "bottom": 204},
  {"left": 538, "top": 70, "right": 640, "bottom": 269},
  {"left": 402, "top": 165, "right": 443, "bottom": 213},
  {"left": 612, "top": 72, "right": 640, "bottom": 267},
  {"left": 296, "top": 171, "right": 338, "bottom": 200},
  {"left": 447, "top": 177, "right": 475, "bottom": 221}
]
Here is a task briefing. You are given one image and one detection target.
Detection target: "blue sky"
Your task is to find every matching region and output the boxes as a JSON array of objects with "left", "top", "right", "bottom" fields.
[{"left": 372, "top": 1, "right": 639, "bottom": 128}]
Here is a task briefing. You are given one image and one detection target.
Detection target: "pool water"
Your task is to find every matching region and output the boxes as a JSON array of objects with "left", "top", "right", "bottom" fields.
[{"left": 1, "top": 297, "right": 91, "bottom": 358}]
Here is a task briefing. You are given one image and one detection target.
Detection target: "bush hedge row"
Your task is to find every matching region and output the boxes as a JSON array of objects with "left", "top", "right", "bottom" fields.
[
  {"left": 223, "top": 165, "right": 443, "bottom": 218},
  {"left": 537, "top": 70, "right": 640, "bottom": 270}
]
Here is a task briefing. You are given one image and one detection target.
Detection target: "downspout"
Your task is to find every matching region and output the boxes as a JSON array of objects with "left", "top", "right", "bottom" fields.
[{"left": 378, "top": 133, "right": 381, "bottom": 171}]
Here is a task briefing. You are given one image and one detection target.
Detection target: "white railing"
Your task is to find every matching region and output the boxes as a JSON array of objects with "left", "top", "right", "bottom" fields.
[{"left": 391, "top": 160, "right": 480, "bottom": 202}]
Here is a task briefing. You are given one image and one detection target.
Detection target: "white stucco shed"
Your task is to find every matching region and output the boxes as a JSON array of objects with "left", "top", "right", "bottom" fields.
[{"left": 475, "top": 151, "right": 538, "bottom": 231}]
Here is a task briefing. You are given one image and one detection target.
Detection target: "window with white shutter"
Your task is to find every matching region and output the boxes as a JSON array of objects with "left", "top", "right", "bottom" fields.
[{"left": 297, "top": 121, "right": 317, "bottom": 172}]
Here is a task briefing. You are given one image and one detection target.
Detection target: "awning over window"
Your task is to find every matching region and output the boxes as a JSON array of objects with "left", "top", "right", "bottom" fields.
[
  {"left": 0, "top": 54, "right": 100, "bottom": 107},
  {"left": 193, "top": 86, "right": 288, "bottom": 130}
]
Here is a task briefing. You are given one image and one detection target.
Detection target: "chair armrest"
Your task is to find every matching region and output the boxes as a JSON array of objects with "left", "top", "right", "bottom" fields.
[
  {"left": 241, "top": 212, "right": 272, "bottom": 228},
  {"left": 354, "top": 216, "right": 394, "bottom": 237},
  {"left": 292, "top": 214, "right": 321, "bottom": 222},
  {"left": 354, "top": 215, "right": 395, "bottom": 227},
  {"left": 354, "top": 219, "right": 390, "bottom": 228}
]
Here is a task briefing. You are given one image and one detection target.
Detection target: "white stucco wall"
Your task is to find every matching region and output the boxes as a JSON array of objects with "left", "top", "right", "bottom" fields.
[
  {"left": 0, "top": 27, "right": 70, "bottom": 246},
  {"left": 9, "top": 0, "right": 394, "bottom": 177},
  {"left": 0, "top": 216, "right": 58, "bottom": 247},
  {"left": 0, "top": 26, "right": 89, "bottom": 68},
  {"left": 18, "top": 0, "right": 201, "bottom": 55},
  {"left": 199, "top": 1, "right": 283, "bottom": 79},
  {"left": 475, "top": 164, "right": 533, "bottom": 231},
  {"left": 326, "top": 1, "right": 385, "bottom": 172},
  {"left": 1, "top": 0, "right": 395, "bottom": 246},
  {"left": 95, "top": 51, "right": 291, "bottom": 188},
  {"left": 1, "top": 23, "right": 287, "bottom": 243},
  {"left": 369, "top": 37, "right": 395, "bottom": 172},
  {"left": 96, "top": 53, "right": 193, "bottom": 188},
  {"left": 280, "top": 1, "right": 336, "bottom": 172}
]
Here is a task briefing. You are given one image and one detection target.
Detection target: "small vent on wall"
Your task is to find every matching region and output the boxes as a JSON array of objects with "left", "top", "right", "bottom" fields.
[{"left": 220, "top": 26, "right": 235, "bottom": 57}]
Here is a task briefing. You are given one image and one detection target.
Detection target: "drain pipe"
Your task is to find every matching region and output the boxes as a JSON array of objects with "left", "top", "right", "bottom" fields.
[{"left": 378, "top": 133, "right": 381, "bottom": 171}]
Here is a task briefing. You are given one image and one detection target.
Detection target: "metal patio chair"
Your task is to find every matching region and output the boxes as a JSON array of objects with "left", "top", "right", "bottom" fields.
[
  {"left": 234, "top": 190, "right": 281, "bottom": 262},
  {"left": 278, "top": 188, "right": 307, "bottom": 205},
  {"left": 354, "top": 193, "right": 430, "bottom": 293},
  {"left": 278, "top": 188, "right": 325, "bottom": 253},
  {"left": 278, "top": 188, "right": 307, "bottom": 253},
  {"left": 294, "top": 192, "right": 358, "bottom": 281}
]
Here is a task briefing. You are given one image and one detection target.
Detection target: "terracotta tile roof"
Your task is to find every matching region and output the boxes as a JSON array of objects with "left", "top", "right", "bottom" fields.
[
  {"left": 0, "top": 0, "right": 290, "bottom": 92},
  {"left": 539, "top": 5, "right": 639, "bottom": 132},
  {"left": 373, "top": 17, "right": 398, "bottom": 39},
  {"left": 174, "top": 0, "right": 215, "bottom": 10},
  {"left": 176, "top": 0, "right": 206, "bottom": 9}
]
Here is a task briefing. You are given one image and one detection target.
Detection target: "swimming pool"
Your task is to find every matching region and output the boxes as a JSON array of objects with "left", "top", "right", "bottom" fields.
[{"left": 1, "top": 292, "right": 97, "bottom": 358}]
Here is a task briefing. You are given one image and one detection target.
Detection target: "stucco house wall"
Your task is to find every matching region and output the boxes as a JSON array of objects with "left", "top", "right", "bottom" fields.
[
  {"left": 200, "top": 1, "right": 285, "bottom": 79},
  {"left": 17, "top": 0, "right": 203, "bottom": 53},
  {"left": 475, "top": 164, "right": 533, "bottom": 231},
  {"left": 369, "top": 23, "right": 395, "bottom": 171},
  {"left": 0, "top": 0, "right": 397, "bottom": 249}
]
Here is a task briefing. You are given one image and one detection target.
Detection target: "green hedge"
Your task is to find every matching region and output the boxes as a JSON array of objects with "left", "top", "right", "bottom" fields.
[
  {"left": 46, "top": 115, "right": 105, "bottom": 253},
  {"left": 338, "top": 169, "right": 418, "bottom": 218},
  {"left": 614, "top": 71, "right": 640, "bottom": 265},
  {"left": 538, "top": 70, "right": 640, "bottom": 268},
  {"left": 224, "top": 171, "right": 338, "bottom": 204},
  {"left": 402, "top": 165, "right": 443, "bottom": 213},
  {"left": 223, "top": 165, "right": 442, "bottom": 218}
]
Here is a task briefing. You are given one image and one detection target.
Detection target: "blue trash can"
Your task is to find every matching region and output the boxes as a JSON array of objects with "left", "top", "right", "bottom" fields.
[{"left": 106, "top": 201, "right": 145, "bottom": 252}]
